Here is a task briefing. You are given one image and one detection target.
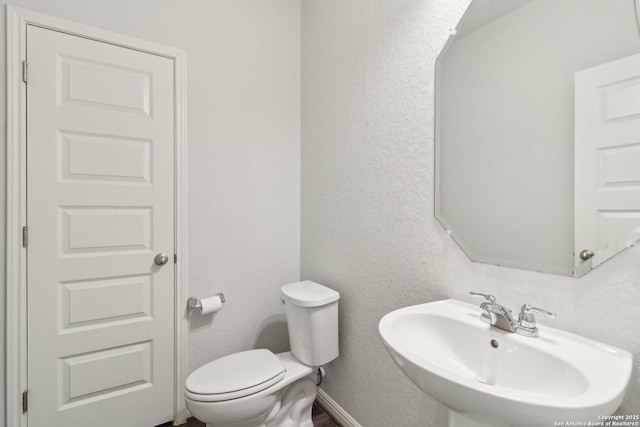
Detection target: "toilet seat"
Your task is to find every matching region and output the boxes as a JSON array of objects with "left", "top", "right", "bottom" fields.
[{"left": 185, "top": 349, "right": 286, "bottom": 402}]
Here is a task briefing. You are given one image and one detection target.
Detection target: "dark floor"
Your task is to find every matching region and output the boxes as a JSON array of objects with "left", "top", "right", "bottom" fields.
[
  {"left": 164, "top": 401, "right": 340, "bottom": 427},
  {"left": 312, "top": 402, "right": 341, "bottom": 427}
]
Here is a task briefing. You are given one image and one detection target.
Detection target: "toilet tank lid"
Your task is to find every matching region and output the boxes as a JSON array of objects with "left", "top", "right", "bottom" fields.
[{"left": 281, "top": 281, "right": 340, "bottom": 307}]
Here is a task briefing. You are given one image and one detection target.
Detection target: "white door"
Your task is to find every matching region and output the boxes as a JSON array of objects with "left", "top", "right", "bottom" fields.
[
  {"left": 26, "top": 25, "right": 175, "bottom": 426},
  {"left": 575, "top": 53, "right": 640, "bottom": 273}
]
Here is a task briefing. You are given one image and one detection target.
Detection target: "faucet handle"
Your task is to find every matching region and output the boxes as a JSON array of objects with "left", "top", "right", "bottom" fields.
[
  {"left": 516, "top": 304, "right": 556, "bottom": 337},
  {"left": 519, "top": 304, "right": 555, "bottom": 319},
  {"left": 469, "top": 292, "right": 496, "bottom": 303}
]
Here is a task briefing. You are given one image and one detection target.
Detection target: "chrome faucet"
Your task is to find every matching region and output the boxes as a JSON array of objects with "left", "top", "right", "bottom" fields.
[
  {"left": 469, "top": 292, "right": 555, "bottom": 337},
  {"left": 515, "top": 304, "right": 556, "bottom": 337},
  {"left": 470, "top": 292, "right": 517, "bottom": 332}
]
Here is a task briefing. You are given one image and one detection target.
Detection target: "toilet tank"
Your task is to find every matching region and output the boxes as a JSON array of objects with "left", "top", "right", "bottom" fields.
[{"left": 281, "top": 281, "right": 340, "bottom": 367}]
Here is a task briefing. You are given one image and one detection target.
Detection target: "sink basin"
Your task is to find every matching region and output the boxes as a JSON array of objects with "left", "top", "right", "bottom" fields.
[{"left": 379, "top": 299, "right": 632, "bottom": 427}]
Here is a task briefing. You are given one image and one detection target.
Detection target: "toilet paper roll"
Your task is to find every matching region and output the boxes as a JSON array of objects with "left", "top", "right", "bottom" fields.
[{"left": 200, "top": 295, "right": 223, "bottom": 315}]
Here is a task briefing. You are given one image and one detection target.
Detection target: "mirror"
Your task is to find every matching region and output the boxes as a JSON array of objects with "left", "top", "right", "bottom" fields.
[{"left": 435, "top": 0, "right": 640, "bottom": 277}]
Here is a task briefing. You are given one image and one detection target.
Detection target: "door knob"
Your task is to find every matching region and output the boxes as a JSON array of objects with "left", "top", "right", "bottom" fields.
[
  {"left": 154, "top": 253, "right": 170, "bottom": 266},
  {"left": 579, "top": 249, "right": 595, "bottom": 261}
]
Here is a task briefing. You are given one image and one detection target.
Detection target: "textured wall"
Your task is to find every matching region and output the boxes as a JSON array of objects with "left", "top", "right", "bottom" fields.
[
  {"left": 301, "top": 1, "right": 640, "bottom": 426},
  {"left": 1, "top": 1, "right": 300, "bottom": 424}
]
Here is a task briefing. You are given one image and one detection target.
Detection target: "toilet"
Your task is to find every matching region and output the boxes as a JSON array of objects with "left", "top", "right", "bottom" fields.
[{"left": 184, "top": 281, "right": 340, "bottom": 427}]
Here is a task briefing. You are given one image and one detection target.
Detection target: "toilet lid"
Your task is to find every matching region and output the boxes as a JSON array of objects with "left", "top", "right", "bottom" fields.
[{"left": 185, "top": 349, "right": 285, "bottom": 400}]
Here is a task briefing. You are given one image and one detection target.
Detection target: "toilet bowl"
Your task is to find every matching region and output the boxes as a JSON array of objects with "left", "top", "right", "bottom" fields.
[{"left": 185, "top": 281, "right": 339, "bottom": 427}]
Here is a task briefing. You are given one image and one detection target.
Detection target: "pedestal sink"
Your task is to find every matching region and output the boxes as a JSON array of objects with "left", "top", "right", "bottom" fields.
[{"left": 378, "top": 300, "right": 632, "bottom": 427}]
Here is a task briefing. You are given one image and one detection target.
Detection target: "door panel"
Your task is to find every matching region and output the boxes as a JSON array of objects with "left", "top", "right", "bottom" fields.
[
  {"left": 61, "top": 131, "right": 152, "bottom": 183},
  {"left": 60, "top": 341, "right": 152, "bottom": 406},
  {"left": 27, "top": 25, "right": 175, "bottom": 427},
  {"left": 60, "top": 55, "right": 152, "bottom": 115},
  {"left": 575, "top": 53, "right": 640, "bottom": 273},
  {"left": 61, "top": 275, "right": 152, "bottom": 330}
]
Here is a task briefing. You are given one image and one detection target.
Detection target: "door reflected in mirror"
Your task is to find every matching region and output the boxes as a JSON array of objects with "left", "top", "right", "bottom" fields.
[{"left": 435, "top": 0, "right": 640, "bottom": 277}]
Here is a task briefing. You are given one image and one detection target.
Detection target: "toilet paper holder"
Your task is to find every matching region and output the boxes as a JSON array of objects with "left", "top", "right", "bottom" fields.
[{"left": 187, "top": 293, "right": 225, "bottom": 311}]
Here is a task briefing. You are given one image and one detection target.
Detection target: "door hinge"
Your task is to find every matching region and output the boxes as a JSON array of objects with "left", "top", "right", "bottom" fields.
[
  {"left": 22, "top": 390, "right": 28, "bottom": 413},
  {"left": 22, "top": 60, "right": 28, "bottom": 84},
  {"left": 22, "top": 226, "right": 28, "bottom": 248},
  {"left": 174, "top": 254, "right": 177, "bottom": 264}
]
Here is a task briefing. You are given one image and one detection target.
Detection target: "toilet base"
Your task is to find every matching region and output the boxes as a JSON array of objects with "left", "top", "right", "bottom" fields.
[
  {"left": 197, "top": 372, "right": 316, "bottom": 427},
  {"left": 264, "top": 374, "right": 315, "bottom": 427}
]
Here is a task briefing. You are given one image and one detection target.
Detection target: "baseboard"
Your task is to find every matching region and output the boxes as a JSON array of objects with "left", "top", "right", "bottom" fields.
[{"left": 315, "top": 388, "right": 362, "bottom": 427}]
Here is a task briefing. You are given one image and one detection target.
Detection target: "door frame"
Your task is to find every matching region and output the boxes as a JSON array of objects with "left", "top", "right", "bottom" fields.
[{"left": 5, "top": 6, "right": 189, "bottom": 426}]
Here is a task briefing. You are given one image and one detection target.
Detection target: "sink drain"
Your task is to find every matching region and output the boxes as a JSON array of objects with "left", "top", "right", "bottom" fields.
[{"left": 490, "top": 339, "right": 499, "bottom": 348}]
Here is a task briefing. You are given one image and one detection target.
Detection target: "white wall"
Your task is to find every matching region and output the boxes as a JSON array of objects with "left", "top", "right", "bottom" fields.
[
  {"left": 301, "top": 0, "right": 640, "bottom": 425},
  {"left": 1, "top": 1, "right": 300, "bottom": 424}
]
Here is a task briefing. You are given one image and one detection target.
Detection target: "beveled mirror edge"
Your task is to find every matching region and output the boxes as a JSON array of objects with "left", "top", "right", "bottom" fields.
[
  {"left": 432, "top": 1, "right": 573, "bottom": 278},
  {"left": 433, "top": 0, "right": 640, "bottom": 279},
  {"left": 636, "top": 0, "right": 640, "bottom": 37}
]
